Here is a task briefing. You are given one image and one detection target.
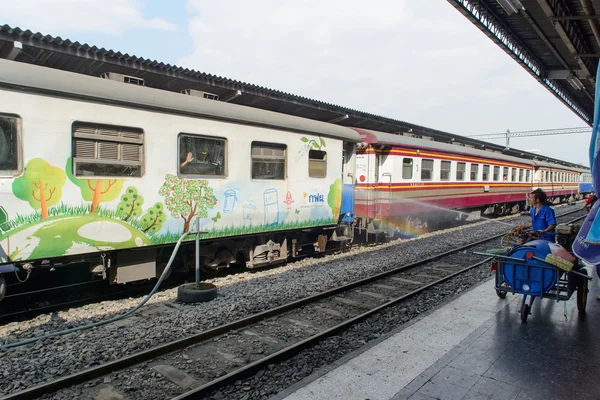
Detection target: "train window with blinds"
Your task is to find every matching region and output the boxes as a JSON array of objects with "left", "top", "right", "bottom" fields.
[
  {"left": 72, "top": 122, "right": 144, "bottom": 178},
  {"left": 482, "top": 165, "right": 490, "bottom": 181},
  {"left": 252, "top": 142, "right": 286, "bottom": 180},
  {"left": 511, "top": 168, "right": 517, "bottom": 182},
  {"left": 545, "top": 171, "right": 549, "bottom": 182},
  {"left": 402, "top": 158, "right": 413, "bottom": 179},
  {"left": 502, "top": 167, "right": 508, "bottom": 182},
  {"left": 456, "top": 162, "right": 466, "bottom": 181},
  {"left": 526, "top": 170, "right": 531, "bottom": 182},
  {"left": 0, "top": 114, "right": 21, "bottom": 176},
  {"left": 518, "top": 169, "right": 524, "bottom": 182},
  {"left": 440, "top": 161, "right": 451, "bottom": 181},
  {"left": 470, "top": 164, "right": 479, "bottom": 181},
  {"left": 493, "top": 166, "right": 500, "bottom": 181},
  {"left": 308, "top": 150, "right": 327, "bottom": 178},
  {"left": 179, "top": 134, "right": 226, "bottom": 178},
  {"left": 421, "top": 159, "right": 433, "bottom": 181}
]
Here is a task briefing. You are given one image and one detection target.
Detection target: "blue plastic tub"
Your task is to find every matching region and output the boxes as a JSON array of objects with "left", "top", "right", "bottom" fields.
[{"left": 502, "top": 240, "right": 558, "bottom": 296}]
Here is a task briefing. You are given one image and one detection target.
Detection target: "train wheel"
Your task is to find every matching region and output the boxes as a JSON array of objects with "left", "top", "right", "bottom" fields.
[
  {"left": 0, "top": 274, "right": 5, "bottom": 302},
  {"left": 577, "top": 269, "right": 589, "bottom": 313},
  {"left": 177, "top": 282, "right": 217, "bottom": 303}
]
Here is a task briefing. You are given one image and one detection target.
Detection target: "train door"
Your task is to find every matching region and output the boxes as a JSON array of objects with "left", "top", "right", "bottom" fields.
[
  {"left": 373, "top": 148, "right": 393, "bottom": 218},
  {"left": 341, "top": 142, "right": 356, "bottom": 224}
]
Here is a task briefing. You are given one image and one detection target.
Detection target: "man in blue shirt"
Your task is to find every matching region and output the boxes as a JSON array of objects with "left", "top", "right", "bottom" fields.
[{"left": 517, "top": 188, "right": 556, "bottom": 241}]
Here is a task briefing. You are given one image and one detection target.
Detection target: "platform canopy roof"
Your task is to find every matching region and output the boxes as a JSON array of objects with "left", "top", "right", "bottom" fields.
[
  {"left": 448, "top": 0, "right": 600, "bottom": 126},
  {"left": 0, "top": 23, "right": 588, "bottom": 169}
]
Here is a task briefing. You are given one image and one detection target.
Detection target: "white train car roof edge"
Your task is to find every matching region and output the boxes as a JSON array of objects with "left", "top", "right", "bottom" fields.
[
  {"left": 0, "top": 58, "right": 362, "bottom": 143},
  {"left": 356, "top": 128, "right": 534, "bottom": 166}
]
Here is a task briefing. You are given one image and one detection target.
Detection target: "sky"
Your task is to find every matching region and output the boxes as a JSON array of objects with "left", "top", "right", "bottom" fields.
[{"left": 0, "top": 0, "right": 592, "bottom": 166}]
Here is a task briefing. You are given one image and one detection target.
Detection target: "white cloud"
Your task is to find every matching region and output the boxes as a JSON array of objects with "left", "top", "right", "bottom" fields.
[
  {"left": 0, "top": 0, "right": 176, "bottom": 35},
  {"left": 179, "top": 0, "right": 589, "bottom": 165}
]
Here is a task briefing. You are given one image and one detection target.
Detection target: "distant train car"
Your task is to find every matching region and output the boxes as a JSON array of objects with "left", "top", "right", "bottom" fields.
[
  {"left": 0, "top": 58, "right": 359, "bottom": 299},
  {"left": 352, "top": 128, "right": 538, "bottom": 237},
  {"left": 531, "top": 161, "right": 583, "bottom": 202},
  {"left": 579, "top": 172, "right": 593, "bottom": 195}
]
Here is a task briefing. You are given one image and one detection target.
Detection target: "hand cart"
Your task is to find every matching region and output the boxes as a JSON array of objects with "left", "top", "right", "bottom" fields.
[{"left": 475, "top": 239, "right": 592, "bottom": 323}]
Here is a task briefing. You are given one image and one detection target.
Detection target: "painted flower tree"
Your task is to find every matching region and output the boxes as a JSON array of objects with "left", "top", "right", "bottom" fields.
[
  {"left": 117, "top": 186, "right": 144, "bottom": 221},
  {"left": 159, "top": 174, "right": 217, "bottom": 232},
  {"left": 12, "top": 158, "right": 66, "bottom": 218},
  {"left": 65, "top": 158, "right": 124, "bottom": 214}
]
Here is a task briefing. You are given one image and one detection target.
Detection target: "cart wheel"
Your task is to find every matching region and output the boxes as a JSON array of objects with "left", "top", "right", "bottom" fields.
[
  {"left": 520, "top": 303, "right": 530, "bottom": 323},
  {"left": 496, "top": 281, "right": 508, "bottom": 299},
  {"left": 577, "top": 269, "right": 589, "bottom": 313}
]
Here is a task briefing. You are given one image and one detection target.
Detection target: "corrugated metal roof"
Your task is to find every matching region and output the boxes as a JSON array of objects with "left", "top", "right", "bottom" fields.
[
  {"left": 0, "top": 23, "right": 588, "bottom": 169},
  {"left": 448, "top": 0, "right": 599, "bottom": 124}
]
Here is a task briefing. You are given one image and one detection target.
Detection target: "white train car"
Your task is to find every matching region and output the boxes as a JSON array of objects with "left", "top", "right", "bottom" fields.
[
  {"left": 0, "top": 58, "right": 359, "bottom": 295},
  {"left": 531, "top": 160, "right": 583, "bottom": 202}
]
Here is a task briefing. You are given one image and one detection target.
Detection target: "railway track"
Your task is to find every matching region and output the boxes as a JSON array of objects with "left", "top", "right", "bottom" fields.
[{"left": 0, "top": 208, "right": 586, "bottom": 400}]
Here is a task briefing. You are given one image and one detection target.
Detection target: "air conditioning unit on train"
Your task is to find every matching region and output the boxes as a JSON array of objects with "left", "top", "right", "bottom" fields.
[
  {"left": 181, "top": 89, "right": 220, "bottom": 101},
  {"left": 100, "top": 72, "right": 145, "bottom": 86}
]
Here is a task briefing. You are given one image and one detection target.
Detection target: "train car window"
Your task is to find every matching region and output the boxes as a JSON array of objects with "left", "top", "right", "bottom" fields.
[
  {"left": 72, "top": 122, "right": 144, "bottom": 178},
  {"left": 470, "top": 164, "right": 479, "bottom": 181},
  {"left": 402, "top": 158, "right": 413, "bottom": 179},
  {"left": 511, "top": 168, "right": 517, "bottom": 182},
  {"left": 252, "top": 142, "right": 286, "bottom": 180},
  {"left": 308, "top": 150, "right": 327, "bottom": 178},
  {"left": 545, "top": 171, "right": 549, "bottom": 182},
  {"left": 456, "top": 162, "right": 466, "bottom": 181},
  {"left": 526, "top": 170, "right": 531, "bottom": 182},
  {"left": 178, "top": 133, "right": 226, "bottom": 178},
  {"left": 501, "top": 167, "right": 508, "bottom": 181},
  {"left": 482, "top": 165, "right": 490, "bottom": 181},
  {"left": 440, "top": 161, "right": 451, "bottom": 181},
  {"left": 421, "top": 159, "right": 433, "bottom": 181},
  {"left": 518, "top": 169, "right": 524, "bottom": 182},
  {"left": 0, "top": 114, "right": 21, "bottom": 176},
  {"left": 493, "top": 166, "right": 500, "bottom": 181}
]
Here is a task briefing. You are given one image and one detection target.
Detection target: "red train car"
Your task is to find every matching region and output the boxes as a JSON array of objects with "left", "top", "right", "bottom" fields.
[{"left": 351, "top": 128, "right": 583, "bottom": 238}]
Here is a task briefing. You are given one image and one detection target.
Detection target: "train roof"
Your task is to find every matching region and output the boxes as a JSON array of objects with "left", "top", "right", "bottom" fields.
[
  {"left": 0, "top": 58, "right": 362, "bottom": 143},
  {"left": 355, "top": 128, "right": 535, "bottom": 166},
  {"left": 0, "top": 24, "right": 588, "bottom": 170},
  {"left": 532, "top": 160, "right": 588, "bottom": 173}
]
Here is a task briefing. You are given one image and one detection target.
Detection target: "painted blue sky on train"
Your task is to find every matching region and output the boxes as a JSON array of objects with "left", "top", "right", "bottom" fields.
[{"left": 0, "top": 0, "right": 591, "bottom": 166}]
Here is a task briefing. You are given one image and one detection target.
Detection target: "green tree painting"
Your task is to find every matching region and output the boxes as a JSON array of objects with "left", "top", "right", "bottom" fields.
[
  {"left": 327, "top": 178, "right": 343, "bottom": 219},
  {"left": 117, "top": 187, "right": 144, "bottom": 221},
  {"left": 140, "top": 202, "right": 166, "bottom": 234},
  {"left": 300, "top": 136, "right": 326, "bottom": 150},
  {"left": 158, "top": 174, "right": 217, "bottom": 232},
  {"left": 12, "top": 158, "right": 66, "bottom": 218},
  {"left": 66, "top": 158, "right": 124, "bottom": 214}
]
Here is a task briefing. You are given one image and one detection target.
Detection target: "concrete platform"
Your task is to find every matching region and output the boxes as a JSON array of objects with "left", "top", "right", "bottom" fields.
[{"left": 271, "top": 269, "right": 600, "bottom": 400}]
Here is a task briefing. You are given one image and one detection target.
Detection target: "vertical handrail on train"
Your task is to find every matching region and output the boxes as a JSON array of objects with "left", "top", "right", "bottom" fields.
[{"left": 382, "top": 172, "right": 392, "bottom": 215}]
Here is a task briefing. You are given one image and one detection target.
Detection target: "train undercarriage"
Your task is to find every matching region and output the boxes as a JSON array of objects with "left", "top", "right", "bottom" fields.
[{"left": 0, "top": 223, "right": 354, "bottom": 302}]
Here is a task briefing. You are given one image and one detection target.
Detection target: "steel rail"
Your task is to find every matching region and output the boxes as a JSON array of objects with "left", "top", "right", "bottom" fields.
[{"left": 0, "top": 209, "right": 585, "bottom": 400}]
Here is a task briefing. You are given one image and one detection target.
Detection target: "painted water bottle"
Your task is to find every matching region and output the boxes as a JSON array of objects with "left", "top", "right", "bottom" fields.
[
  {"left": 223, "top": 189, "right": 238, "bottom": 214},
  {"left": 263, "top": 188, "right": 279, "bottom": 226}
]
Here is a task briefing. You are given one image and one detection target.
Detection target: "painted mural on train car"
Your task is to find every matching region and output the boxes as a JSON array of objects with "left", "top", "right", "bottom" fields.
[{"left": 0, "top": 135, "right": 344, "bottom": 264}]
